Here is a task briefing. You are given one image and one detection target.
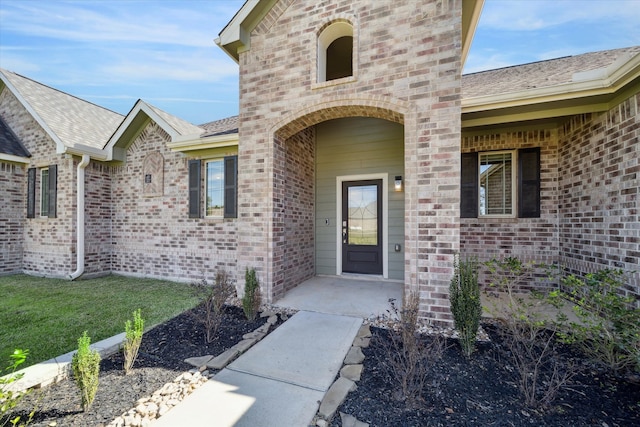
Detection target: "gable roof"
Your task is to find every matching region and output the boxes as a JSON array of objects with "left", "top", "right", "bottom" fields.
[
  {"left": 200, "top": 115, "right": 239, "bottom": 137},
  {"left": 0, "top": 69, "right": 124, "bottom": 154},
  {"left": 462, "top": 47, "right": 640, "bottom": 128},
  {"left": 0, "top": 115, "right": 31, "bottom": 161},
  {"left": 105, "top": 99, "right": 203, "bottom": 162}
]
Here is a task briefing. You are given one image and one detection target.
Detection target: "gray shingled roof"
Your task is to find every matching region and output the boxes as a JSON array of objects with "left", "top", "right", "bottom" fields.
[
  {"left": 146, "top": 102, "right": 203, "bottom": 136},
  {"left": 462, "top": 47, "right": 640, "bottom": 99},
  {"left": 0, "top": 69, "right": 124, "bottom": 150},
  {"left": 199, "top": 115, "right": 238, "bottom": 137},
  {"left": 0, "top": 115, "right": 30, "bottom": 157}
]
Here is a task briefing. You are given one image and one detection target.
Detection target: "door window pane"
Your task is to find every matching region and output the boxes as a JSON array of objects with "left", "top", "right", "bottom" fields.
[{"left": 348, "top": 185, "right": 377, "bottom": 245}]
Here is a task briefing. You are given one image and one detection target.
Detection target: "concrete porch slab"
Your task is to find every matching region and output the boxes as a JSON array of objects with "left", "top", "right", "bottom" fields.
[{"left": 274, "top": 276, "right": 403, "bottom": 318}]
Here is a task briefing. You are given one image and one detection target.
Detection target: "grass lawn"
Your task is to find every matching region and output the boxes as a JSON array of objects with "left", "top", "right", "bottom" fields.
[{"left": 0, "top": 274, "right": 205, "bottom": 369}]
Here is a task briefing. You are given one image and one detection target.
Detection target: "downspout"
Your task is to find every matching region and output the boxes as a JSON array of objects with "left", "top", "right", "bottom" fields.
[{"left": 69, "top": 154, "right": 90, "bottom": 280}]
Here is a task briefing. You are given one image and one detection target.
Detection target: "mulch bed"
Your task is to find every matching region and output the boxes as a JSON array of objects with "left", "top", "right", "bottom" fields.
[
  {"left": 331, "top": 322, "right": 640, "bottom": 427},
  {"left": 6, "top": 309, "right": 640, "bottom": 427},
  {"left": 6, "top": 304, "right": 267, "bottom": 427}
]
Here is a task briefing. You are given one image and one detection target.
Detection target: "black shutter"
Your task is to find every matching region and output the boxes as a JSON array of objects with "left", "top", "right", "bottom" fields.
[
  {"left": 27, "top": 167, "right": 36, "bottom": 218},
  {"left": 518, "top": 147, "right": 541, "bottom": 218},
  {"left": 224, "top": 155, "right": 238, "bottom": 218},
  {"left": 188, "top": 160, "right": 201, "bottom": 218},
  {"left": 48, "top": 164, "right": 57, "bottom": 218},
  {"left": 460, "top": 152, "right": 478, "bottom": 218}
]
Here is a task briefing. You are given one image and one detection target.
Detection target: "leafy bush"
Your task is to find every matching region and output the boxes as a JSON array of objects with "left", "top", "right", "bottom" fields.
[
  {"left": 0, "top": 349, "right": 34, "bottom": 427},
  {"left": 192, "top": 271, "right": 235, "bottom": 343},
  {"left": 556, "top": 269, "right": 640, "bottom": 372},
  {"left": 123, "top": 309, "right": 144, "bottom": 375},
  {"left": 242, "top": 268, "right": 261, "bottom": 321},
  {"left": 484, "top": 257, "right": 575, "bottom": 408},
  {"left": 71, "top": 332, "right": 100, "bottom": 411},
  {"left": 449, "top": 256, "right": 482, "bottom": 357},
  {"left": 379, "top": 292, "right": 445, "bottom": 407}
]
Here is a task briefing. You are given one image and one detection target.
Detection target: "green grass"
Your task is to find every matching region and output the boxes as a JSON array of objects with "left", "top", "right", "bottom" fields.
[{"left": 0, "top": 274, "right": 205, "bottom": 369}]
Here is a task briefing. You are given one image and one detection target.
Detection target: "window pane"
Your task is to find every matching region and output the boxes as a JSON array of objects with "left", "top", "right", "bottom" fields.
[
  {"left": 206, "top": 160, "right": 224, "bottom": 217},
  {"left": 479, "top": 152, "right": 513, "bottom": 215},
  {"left": 40, "top": 169, "right": 49, "bottom": 217},
  {"left": 347, "top": 185, "right": 377, "bottom": 245}
]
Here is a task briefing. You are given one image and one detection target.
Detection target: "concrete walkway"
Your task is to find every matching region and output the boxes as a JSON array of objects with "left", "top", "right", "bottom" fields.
[{"left": 152, "top": 310, "right": 363, "bottom": 427}]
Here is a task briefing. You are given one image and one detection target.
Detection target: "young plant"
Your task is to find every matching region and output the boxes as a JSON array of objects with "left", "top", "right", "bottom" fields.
[
  {"left": 557, "top": 269, "right": 640, "bottom": 372},
  {"left": 449, "top": 255, "right": 482, "bottom": 357},
  {"left": 192, "top": 270, "right": 235, "bottom": 343},
  {"left": 484, "top": 257, "right": 575, "bottom": 409},
  {"left": 71, "top": 332, "right": 100, "bottom": 411},
  {"left": 0, "top": 349, "right": 33, "bottom": 426},
  {"left": 242, "top": 268, "right": 261, "bottom": 321},
  {"left": 379, "top": 292, "right": 445, "bottom": 407},
  {"left": 123, "top": 309, "right": 144, "bottom": 375}
]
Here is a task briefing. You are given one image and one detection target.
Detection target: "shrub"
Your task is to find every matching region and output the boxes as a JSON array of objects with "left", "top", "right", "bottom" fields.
[
  {"left": 484, "top": 257, "right": 576, "bottom": 409},
  {"left": 242, "top": 268, "right": 261, "bottom": 321},
  {"left": 71, "top": 332, "right": 100, "bottom": 411},
  {"left": 192, "top": 271, "right": 235, "bottom": 343},
  {"left": 556, "top": 269, "right": 640, "bottom": 372},
  {"left": 123, "top": 309, "right": 144, "bottom": 375},
  {"left": 379, "top": 292, "right": 445, "bottom": 407},
  {"left": 0, "top": 349, "right": 34, "bottom": 427},
  {"left": 449, "top": 255, "right": 482, "bottom": 357}
]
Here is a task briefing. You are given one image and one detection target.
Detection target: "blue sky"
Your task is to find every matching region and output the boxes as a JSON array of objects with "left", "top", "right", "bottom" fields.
[{"left": 1, "top": 0, "right": 639, "bottom": 125}]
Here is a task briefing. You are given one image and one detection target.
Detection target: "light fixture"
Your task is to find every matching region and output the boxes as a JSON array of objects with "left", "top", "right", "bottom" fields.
[{"left": 394, "top": 175, "right": 403, "bottom": 192}]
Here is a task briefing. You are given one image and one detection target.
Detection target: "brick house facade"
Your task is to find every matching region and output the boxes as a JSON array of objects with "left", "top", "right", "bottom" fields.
[{"left": 1, "top": 0, "right": 638, "bottom": 322}]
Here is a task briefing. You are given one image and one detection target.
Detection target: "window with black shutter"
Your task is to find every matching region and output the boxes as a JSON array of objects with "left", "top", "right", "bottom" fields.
[
  {"left": 460, "top": 152, "right": 478, "bottom": 218},
  {"left": 48, "top": 164, "right": 57, "bottom": 218},
  {"left": 223, "top": 155, "right": 238, "bottom": 219},
  {"left": 27, "top": 167, "right": 36, "bottom": 218},
  {"left": 188, "top": 159, "right": 201, "bottom": 218},
  {"left": 518, "top": 147, "right": 541, "bottom": 218}
]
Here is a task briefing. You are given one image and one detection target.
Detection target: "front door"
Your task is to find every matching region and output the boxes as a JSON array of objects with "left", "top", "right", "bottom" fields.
[{"left": 342, "top": 180, "right": 383, "bottom": 275}]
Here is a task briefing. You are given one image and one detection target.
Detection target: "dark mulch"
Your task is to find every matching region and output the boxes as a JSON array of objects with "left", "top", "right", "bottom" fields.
[
  {"left": 7, "top": 310, "right": 640, "bottom": 427},
  {"left": 331, "top": 322, "right": 640, "bottom": 427},
  {"left": 6, "top": 304, "right": 268, "bottom": 427}
]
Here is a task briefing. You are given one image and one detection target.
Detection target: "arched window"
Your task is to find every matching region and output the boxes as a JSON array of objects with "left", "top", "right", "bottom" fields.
[{"left": 318, "top": 21, "right": 353, "bottom": 83}]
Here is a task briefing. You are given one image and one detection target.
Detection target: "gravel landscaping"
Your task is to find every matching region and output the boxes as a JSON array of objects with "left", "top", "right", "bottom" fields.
[{"left": 5, "top": 304, "right": 640, "bottom": 427}]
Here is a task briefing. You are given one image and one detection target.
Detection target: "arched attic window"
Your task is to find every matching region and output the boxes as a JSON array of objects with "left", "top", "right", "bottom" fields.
[{"left": 318, "top": 21, "right": 353, "bottom": 83}]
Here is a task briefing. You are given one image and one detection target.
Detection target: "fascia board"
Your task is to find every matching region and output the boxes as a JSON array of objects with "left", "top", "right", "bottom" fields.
[
  {"left": 463, "top": 53, "right": 640, "bottom": 113},
  {"left": 216, "top": 0, "right": 260, "bottom": 62},
  {"left": 461, "top": 0, "right": 484, "bottom": 68},
  {"left": 0, "top": 153, "right": 31, "bottom": 164},
  {"left": 0, "top": 71, "right": 67, "bottom": 155},
  {"left": 66, "top": 143, "right": 108, "bottom": 161},
  {"left": 168, "top": 133, "right": 239, "bottom": 152}
]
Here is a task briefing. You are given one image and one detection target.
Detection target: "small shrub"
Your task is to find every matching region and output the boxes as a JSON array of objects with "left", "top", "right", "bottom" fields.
[
  {"left": 71, "top": 332, "right": 100, "bottom": 411},
  {"left": 379, "top": 292, "right": 445, "bottom": 407},
  {"left": 123, "top": 309, "right": 144, "bottom": 375},
  {"left": 192, "top": 271, "right": 235, "bottom": 343},
  {"left": 0, "top": 349, "right": 34, "bottom": 427},
  {"left": 242, "top": 268, "right": 261, "bottom": 321},
  {"left": 449, "top": 255, "right": 482, "bottom": 357},
  {"left": 484, "top": 257, "right": 576, "bottom": 409},
  {"left": 557, "top": 269, "right": 640, "bottom": 372}
]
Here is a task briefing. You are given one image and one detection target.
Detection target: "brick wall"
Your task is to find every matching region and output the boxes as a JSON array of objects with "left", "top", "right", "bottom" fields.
[
  {"left": 237, "top": 0, "right": 462, "bottom": 322},
  {"left": 0, "top": 87, "right": 75, "bottom": 277},
  {"left": 84, "top": 161, "right": 112, "bottom": 275},
  {"left": 110, "top": 122, "right": 238, "bottom": 285},
  {"left": 0, "top": 162, "right": 25, "bottom": 274},
  {"left": 559, "top": 93, "right": 640, "bottom": 299}
]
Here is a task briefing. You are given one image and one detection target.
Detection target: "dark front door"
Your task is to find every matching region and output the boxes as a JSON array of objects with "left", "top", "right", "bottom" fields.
[{"left": 342, "top": 180, "right": 383, "bottom": 275}]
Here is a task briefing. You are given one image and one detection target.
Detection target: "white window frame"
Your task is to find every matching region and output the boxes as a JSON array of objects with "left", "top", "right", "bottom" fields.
[
  {"left": 204, "top": 159, "right": 225, "bottom": 218},
  {"left": 317, "top": 21, "right": 354, "bottom": 83},
  {"left": 478, "top": 150, "right": 517, "bottom": 218},
  {"left": 40, "top": 167, "right": 49, "bottom": 217}
]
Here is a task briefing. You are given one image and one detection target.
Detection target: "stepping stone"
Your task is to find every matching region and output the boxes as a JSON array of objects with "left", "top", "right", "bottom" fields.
[
  {"left": 232, "top": 338, "right": 256, "bottom": 354},
  {"left": 206, "top": 349, "right": 239, "bottom": 370},
  {"left": 184, "top": 355, "right": 213, "bottom": 368},
  {"left": 267, "top": 315, "right": 278, "bottom": 325},
  {"left": 260, "top": 310, "right": 275, "bottom": 318},
  {"left": 356, "top": 324, "right": 371, "bottom": 338},
  {"left": 353, "top": 337, "right": 370, "bottom": 348},
  {"left": 343, "top": 346, "right": 365, "bottom": 364},
  {"left": 340, "top": 412, "right": 369, "bottom": 427},
  {"left": 340, "top": 364, "right": 363, "bottom": 382},
  {"left": 318, "top": 377, "right": 356, "bottom": 420}
]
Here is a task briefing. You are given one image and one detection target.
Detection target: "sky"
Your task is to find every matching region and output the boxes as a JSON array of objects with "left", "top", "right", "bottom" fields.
[{"left": 0, "top": 0, "right": 639, "bottom": 125}]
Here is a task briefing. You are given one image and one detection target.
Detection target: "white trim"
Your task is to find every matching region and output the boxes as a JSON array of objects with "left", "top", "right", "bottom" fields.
[
  {"left": 0, "top": 153, "right": 30, "bottom": 164},
  {"left": 336, "top": 173, "right": 388, "bottom": 279}
]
